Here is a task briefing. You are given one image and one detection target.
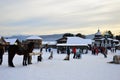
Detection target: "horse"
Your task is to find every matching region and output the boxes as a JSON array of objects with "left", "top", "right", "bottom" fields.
[
  {"left": 8, "top": 42, "right": 34, "bottom": 67},
  {"left": 0, "top": 43, "right": 5, "bottom": 65}
]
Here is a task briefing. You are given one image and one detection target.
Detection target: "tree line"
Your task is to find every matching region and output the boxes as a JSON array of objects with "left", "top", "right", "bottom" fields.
[{"left": 62, "top": 30, "right": 120, "bottom": 40}]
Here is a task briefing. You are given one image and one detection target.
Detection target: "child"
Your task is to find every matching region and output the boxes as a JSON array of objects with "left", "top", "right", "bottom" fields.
[{"left": 75, "top": 48, "right": 82, "bottom": 59}]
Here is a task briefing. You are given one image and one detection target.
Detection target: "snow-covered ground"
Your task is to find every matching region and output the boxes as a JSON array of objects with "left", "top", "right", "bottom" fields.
[{"left": 0, "top": 49, "right": 120, "bottom": 80}]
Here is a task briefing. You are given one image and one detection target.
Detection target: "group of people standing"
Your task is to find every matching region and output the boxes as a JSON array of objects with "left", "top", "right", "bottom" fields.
[
  {"left": 72, "top": 47, "right": 82, "bottom": 59},
  {"left": 91, "top": 46, "right": 107, "bottom": 58},
  {"left": 64, "top": 47, "right": 82, "bottom": 60},
  {"left": 64, "top": 45, "right": 108, "bottom": 60}
]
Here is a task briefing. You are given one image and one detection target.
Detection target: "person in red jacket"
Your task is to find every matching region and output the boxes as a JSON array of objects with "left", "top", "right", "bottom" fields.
[
  {"left": 72, "top": 47, "right": 76, "bottom": 59},
  {"left": 95, "top": 47, "right": 99, "bottom": 55}
]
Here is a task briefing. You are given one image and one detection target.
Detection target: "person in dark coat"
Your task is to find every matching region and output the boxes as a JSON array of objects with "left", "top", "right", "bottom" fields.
[
  {"left": 0, "top": 43, "right": 4, "bottom": 65},
  {"left": 37, "top": 47, "right": 43, "bottom": 62},
  {"left": 64, "top": 46, "right": 70, "bottom": 60}
]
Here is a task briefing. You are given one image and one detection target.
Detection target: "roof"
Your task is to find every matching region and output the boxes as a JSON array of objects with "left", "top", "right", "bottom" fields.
[
  {"left": 95, "top": 29, "right": 102, "bottom": 35},
  {"left": 57, "top": 37, "right": 93, "bottom": 46},
  {"left": 26, "top": 36, "right": 42, "bottom": 40},
  {"left": 67, "top": 37, "right": 92, "bottom": 45},
  {"left": 107, "top": 38, "right": 113, "bottom": 40},
  {"left": 42, "top": 41, "right": 57, "bottom": 45},
  {"left": 0, "top": 36, "right": 6, "bottom": 44},
  {"left": 104, "top": 32, "right": 109, "bottom": 36},
  {"left": 113, "top": 39, "right": 119, "bottom": 42},
  {"left": 5, "top": 38, "right": 18, "bottom": 45}
]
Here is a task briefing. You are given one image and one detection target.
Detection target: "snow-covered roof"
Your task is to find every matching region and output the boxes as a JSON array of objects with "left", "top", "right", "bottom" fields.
[
  {"left": 5, "top": 38, "right": 18, "bottom": 45},
  {"left": 104, "top": 32, "right": 109, "bottom": 36},
  {"left": 99, "top": 38, "right": 105, "bottom": 40},
  {"left": 116, "top": 43, "right": 120, "bottom": 46},
  {"left": 57, "top": 43, "right": 88, "bottom": 46},
  {"left": 0, "top": 36, "right": 5, "bottom": 44},
  {"left": 107, "top": 38, "right": 113, "bottom": 40},
  {"left": 42, "top": 41, "right": 57, "bottom": 45},
  {"left": 57, "top": 37, "right": 92, "bottom": 46},
  {"left": 67, "top": 37, "right": 92, "bottom": 45},
  {"left": 95, "top": 29, "right": 102, "bottom": 35},
  {"left": 113, "top": 39, "right": 119, "bottom": 42},
  {"left": 26, "top": 36, "right": 42, "bottom": 40}
]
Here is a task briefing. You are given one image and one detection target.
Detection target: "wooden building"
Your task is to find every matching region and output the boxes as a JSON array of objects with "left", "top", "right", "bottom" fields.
[
  {"left": 5, "top": 38, "right": 21, "bottom": 45},
  {"left": 0, "top": 36, "right": 6, "bottom": 45},
  {"left": 25, "top": 36, "right": 42, "bottom": 48},
  {"left": 93, "top": 29, "right": 119, "bottom": 48}
]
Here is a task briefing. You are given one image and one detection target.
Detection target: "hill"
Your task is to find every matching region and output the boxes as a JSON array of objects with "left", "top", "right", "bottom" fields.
[
  {"left": 5, "top": 34, "right": 94, "bottom": 41},
  {"left": 5, "top": 34, "right": 63, "bottom": 41}
]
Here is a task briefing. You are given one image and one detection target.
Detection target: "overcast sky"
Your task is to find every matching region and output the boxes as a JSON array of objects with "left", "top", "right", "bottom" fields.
[{"left": 0, "top": 0, "right": 120, "bottom": 36}]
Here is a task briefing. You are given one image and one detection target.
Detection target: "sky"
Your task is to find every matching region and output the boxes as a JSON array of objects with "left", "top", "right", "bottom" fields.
[{"left": 0, "top": 0, "right": 120, "bottom": 36}]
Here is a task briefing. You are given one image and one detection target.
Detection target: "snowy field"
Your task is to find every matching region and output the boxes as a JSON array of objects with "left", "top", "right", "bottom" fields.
[{"left": 0, "top": 49, "right": 120, "bottom": 80}]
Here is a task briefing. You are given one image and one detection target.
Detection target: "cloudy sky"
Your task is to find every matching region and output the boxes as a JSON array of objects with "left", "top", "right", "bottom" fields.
[{"left": 0, "top": 0, "right": 120, "bottom": 36}]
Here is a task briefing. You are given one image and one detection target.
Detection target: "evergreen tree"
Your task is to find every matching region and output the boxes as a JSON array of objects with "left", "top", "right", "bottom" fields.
[
  {"left": 75, "top": 33, "right": 86, "bottom": 38},
  {"left": 108, "top": 30, "right": 114, "bottom": 38},
  {"left": 103, "top": 30, "right": 114, "bottom": 38},
  {"left": 116, "top": 35, "right": 120, "bottom": 40},
  {"left": 63, "top": 33, "right": 74, "bottom": 38}
]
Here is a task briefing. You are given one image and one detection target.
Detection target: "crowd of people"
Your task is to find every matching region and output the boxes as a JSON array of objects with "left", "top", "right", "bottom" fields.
[
  {"left": 91, "top": 46, "right": 107, "bottom": 58},
  {"left": 63, "top": 44, "right": 117, "bottom": 60},
  {"left": 0, "top": 42, "right": 119, "bottom": 67}
]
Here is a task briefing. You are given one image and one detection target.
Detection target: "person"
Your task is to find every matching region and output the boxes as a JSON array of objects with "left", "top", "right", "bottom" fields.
[
  {"left": 0, "top": 43, "right": 4, "bottom": 65},
  {"left": 100, "top": 46, "right": 107, "bottom": 58},
  {"left": 27, "top": 42, "right": 34, "bottom": 64},
  {"left": 72, "top": 47, "right": 76, "bottom": 59},
  {"left": 48, "top": 51, "right": 53, "bottom": 59},
  {"left": 45, "top": 44, "right": 48, "bottom": 52},
  {"left": 91, "top": 46, "right": 96, "bottom": 55},
  {"left": 48, "top": 47, "right": 51, "bottom": 52},
  {"left": 75, "top": 48, "right": 82, "bottom": 59},
  {"left": 95, "top": 47, "right": 99, "bottom": 55},
  {"left": 37, "top": 47, "right": 43, "bottom": 62},
  {"left": 40, "top": 47, "right": 43, "bottom": 53},
  {"left": 64, "top": 46, "right": 70, "bottom": 60}
]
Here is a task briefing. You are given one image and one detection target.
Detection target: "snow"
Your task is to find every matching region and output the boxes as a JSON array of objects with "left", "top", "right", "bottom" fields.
[
  {"left": 0, "top": 49, "right": 120, "bottom": 80},
  {"left": 26, "top": 36, "right": 42, "bottom": 40},
  {"left": 4, "top": 38, "right": 18, "bottom": 45},
  {"left": 95, "top": 29, "right": 102, "bottom": 35},
  {"left": 67, "top": 37, "right": 92, "bottom": 45},
  {"left": 42, "top": 41, "right": 57, "bottom": 45},
  {"left": 57, "top": 37, "right": 93, "bottom": 46}
]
